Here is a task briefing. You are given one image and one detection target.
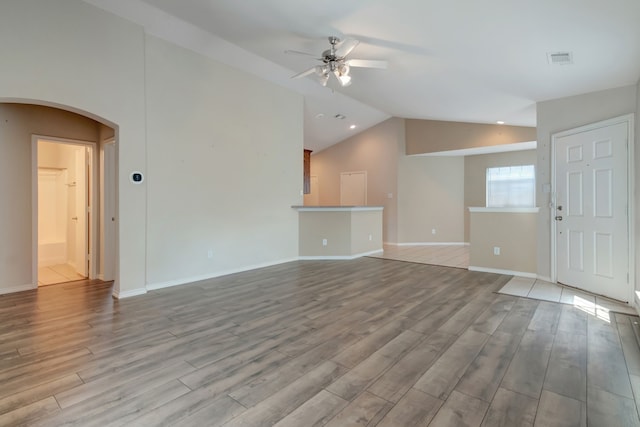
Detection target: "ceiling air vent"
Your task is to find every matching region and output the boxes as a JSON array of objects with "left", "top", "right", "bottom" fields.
[{"left": 547, "top": 52, "right": 573, "bottom": 65}]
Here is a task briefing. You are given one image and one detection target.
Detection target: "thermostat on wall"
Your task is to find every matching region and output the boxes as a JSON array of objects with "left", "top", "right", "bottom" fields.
[{"left": 130, "top": 171, "right": 144, "bottom": 184}]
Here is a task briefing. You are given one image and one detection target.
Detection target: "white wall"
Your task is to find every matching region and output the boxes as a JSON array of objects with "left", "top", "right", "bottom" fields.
[
  {"left": 144, "top": 36, "right": 302, "bottom": 287},
  {"left": 0, "top": 0, "right": 303, "bottom": 296},
  {"left": 536, "top": 85, "right": 637, "bottom": 280},
  {"left": 636, "top": 79, "right": 640, "bottom": 301}
]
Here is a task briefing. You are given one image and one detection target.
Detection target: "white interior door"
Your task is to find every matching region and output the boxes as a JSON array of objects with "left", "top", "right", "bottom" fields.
[
  {"left": 102, "top": 141, "right": 116, "bottom": 281},
  {"left": 554, "top": 121, "right": 628, "bottom": 301},
  {"left": 340, "top": 171, "right": 367, "bottom": 206},
  {"left": 74, "top": 147, "right": 88, "bottom": 277}
]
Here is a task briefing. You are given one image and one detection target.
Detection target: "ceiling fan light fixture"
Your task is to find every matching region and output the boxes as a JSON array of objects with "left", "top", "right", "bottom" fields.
[
  {"left": 337, "top": 73, "right": 352, "bottom": 87},
  {"left": 335, "top": 63, "right": 351, "bottom": 86},
  {"left": 318, "top": 72, "right": 330, "bottom": 87}
]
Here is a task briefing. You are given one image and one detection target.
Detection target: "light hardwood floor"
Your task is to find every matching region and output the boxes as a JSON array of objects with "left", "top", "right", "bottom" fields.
[{"left": 1, "top": 258, "right": 639, "bottom": 426}]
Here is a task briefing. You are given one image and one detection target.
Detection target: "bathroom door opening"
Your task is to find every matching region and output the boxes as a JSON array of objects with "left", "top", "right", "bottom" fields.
[{"left": 36, "top": 138, "right": 94, "bottom": 286}]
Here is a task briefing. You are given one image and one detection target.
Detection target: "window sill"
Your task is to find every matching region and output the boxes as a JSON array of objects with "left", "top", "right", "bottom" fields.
[{"left": 468, "top": 207, "right": 540, "bottom": 213}]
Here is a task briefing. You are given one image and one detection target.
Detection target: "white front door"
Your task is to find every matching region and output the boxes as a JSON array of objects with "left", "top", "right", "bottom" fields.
[{"left": 554, "top": 120, "right": 629, "bottom": 301}]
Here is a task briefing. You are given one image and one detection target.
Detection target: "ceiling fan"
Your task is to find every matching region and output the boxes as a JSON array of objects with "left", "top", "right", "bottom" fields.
[{"left": 287, "top": 36, "right": 388, "bottom": 87}]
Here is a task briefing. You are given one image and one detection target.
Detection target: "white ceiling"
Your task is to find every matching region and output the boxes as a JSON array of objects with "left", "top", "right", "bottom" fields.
[{"left": 85, "top": 0, "right": 640, "bottom": 152}]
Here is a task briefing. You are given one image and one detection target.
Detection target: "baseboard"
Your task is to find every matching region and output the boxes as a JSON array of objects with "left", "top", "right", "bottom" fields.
[
  {"left": 112, "top": 287, "right": 147, "bottom": 299},
  {"left": 0, "top": 283, "right": 37, "bottom": 295},
  {"left": 393, "top": 242, "right": 470, "bottom": 246},
  {"left": 299, "top": 249, "right": 383, "bottom": 261},
  {"left": 468, "top": 266, "right": 537, "bottom": 279},
  {"left": 97, "top": 274, "right": 105, "bottom": 281},
  {"left": 635, "top": 291, "right": 640, "bottom": 315},
  {"left": 536, "top": 275, "right": 553, "bottom": 283},
  {"left": 146, "top": 257, "right": 299, "bottom": 292}
]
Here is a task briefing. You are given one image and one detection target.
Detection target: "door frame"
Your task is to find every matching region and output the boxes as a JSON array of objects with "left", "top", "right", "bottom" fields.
[
  {"left": 550, "top": 114, "right": 635, "bottom": 302},
  {"left": 32, "top": 135, "right": 98, "bottom": 285},
  {"left": 100, "top": 138, "right": 116, "bottom": 281}
]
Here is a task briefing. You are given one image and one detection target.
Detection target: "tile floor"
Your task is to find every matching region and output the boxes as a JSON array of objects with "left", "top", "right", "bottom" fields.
[
  {"left": 367, "top": 244, "right": 469, "bottom": 269},
  {"left": 498, "top": 276, "right": 638, "bottom": 316},
  {"left": 38, "top": 263, "right": 86, "bottom": 286}
]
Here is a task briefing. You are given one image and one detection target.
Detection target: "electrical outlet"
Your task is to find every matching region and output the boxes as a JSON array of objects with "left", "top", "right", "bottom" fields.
[
  {"left": 493, "top": 246, "right": 500, "bottom": 256},
  {"left": 368, "top": 234, "right": 372, "bottom": 241},
  {"left": 432, "top": 228, "right": 436, "bottom": 235},
  {"left": 207, "top": 249, "right": 213, "bottom": 259},
  {"left": 322, "top": 239, "right": 328, "bottom": 246}
]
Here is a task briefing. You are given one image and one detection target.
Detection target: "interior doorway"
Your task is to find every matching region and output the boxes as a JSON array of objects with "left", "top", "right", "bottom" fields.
[
  {"left": 340, "top": 171, "right": 367, "bottom": 206},
  {"left": 36, "top": 138, "right": 94, "bottom": 286}
]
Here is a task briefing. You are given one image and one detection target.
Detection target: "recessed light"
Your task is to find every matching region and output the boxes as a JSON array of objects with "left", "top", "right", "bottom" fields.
[
  {"left": 315, "top": 113, "right": 325, "bottom": 119},
  {"left": 496, "top": 121, "right": 505, "bottom": 125},
  {"left": 350, "top": 124, "right": 357, "bottom": 129},
  {"left": 335, "top": 114, "right": 346, "bottom": 120}
]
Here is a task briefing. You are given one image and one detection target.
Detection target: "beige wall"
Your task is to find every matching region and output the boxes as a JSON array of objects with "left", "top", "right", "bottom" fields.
[
  {"left": 406, "top": 119, "right": 536, "bottom": 155},
  {"left": 470, "top": 211, "right": 537, "bottom": 274},
  {"left": 397, "top": 155, "right": 465, "bottom": 243},
  {"left": 0, "top": 104, "right": 100, "bottom": 292},
  {"left": 464, "top": 150, "right": 537, "bottom": 242},
  {"left": 298, "top": 210, "right": 382, "bottom": 257},
  {"left": 145, "top": 36, "right": 302, "bottom": 287},
  {"left": 351, "top": 210, "right": 384, "bottom": 255},
  {"left": 310, "top": 118, "right": 404, "bottom": 243},
  {"left": 536, "top": 85, "right": 637, "bottom": 280},
  {"left": 0, "top": 0, "right": 303, "bottom": 296}
]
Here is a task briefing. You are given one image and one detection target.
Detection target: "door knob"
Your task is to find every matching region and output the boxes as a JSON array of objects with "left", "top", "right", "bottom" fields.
[
  {"left": 557, "top": 205, "right": 563, "bottom": 211},
  {"left": 555, "top": 216, "right": 563, "bottom": 221}
]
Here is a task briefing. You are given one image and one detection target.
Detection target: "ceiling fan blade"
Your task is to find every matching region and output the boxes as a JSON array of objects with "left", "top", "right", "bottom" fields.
[
  {"left": 334, "top": 38, "right": 359, "bottom": 58},
  {"left": 284, "top": 49, "right": 320, "bottom": 58},
  {"left": 291, "top": 66, "right": 319, "bottom": 79},
  {"left": 346, "top": 59, "right": 388, "bottom": 69}
]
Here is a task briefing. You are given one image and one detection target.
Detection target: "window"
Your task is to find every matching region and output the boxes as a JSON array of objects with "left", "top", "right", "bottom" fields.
[{"left": 486, "top": 165, "right": 535, "bottom": 208}]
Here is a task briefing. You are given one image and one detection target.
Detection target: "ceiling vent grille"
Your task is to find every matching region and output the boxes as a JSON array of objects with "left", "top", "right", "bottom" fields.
[{"left": 547, "top": 52, "right": 573, "bottom": 65}]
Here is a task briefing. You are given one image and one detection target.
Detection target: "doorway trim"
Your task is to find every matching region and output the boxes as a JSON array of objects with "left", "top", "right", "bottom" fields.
[
  {"left": 550, "top": 113, "right": 635, "bottom": 303},
  {"left": 32, "top": 135, "right": 99, "bottom": 286}
]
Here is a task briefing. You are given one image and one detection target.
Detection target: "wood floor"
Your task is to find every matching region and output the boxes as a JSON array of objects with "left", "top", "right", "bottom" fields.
[{"left": 1, "top": 258, "right": 639, "bottom": 426}]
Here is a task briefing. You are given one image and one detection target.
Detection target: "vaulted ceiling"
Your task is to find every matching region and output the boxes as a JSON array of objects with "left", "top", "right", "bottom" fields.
[{"left": 85, "top": 0, "right": 640, "bottom": 152}]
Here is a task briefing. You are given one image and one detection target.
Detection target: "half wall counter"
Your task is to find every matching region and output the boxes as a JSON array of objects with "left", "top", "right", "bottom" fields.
[{"left": 292, "top": 206, "right": 383, "bottom": 259}]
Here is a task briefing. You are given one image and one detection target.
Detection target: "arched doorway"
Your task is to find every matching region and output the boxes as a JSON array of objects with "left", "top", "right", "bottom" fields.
[{"left": 0, "top": 101, "right": 118, "bottom": 292}]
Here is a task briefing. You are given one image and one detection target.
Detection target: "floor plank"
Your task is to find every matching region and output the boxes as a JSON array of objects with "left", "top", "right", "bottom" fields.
[
  {"left": 534, "top": 389, "right": 586, "bottom": 427},
  {"left": 481, "top": 387, "right": 537, "bottom": 427}
]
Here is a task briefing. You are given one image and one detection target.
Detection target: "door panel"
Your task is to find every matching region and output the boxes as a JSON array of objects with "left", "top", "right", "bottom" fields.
[
  {"left": 555, "top": 121, "right": 628, "bottom": 301},
  {"left": 340, "top": 171, "right": 367, "bottom": 206}
]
